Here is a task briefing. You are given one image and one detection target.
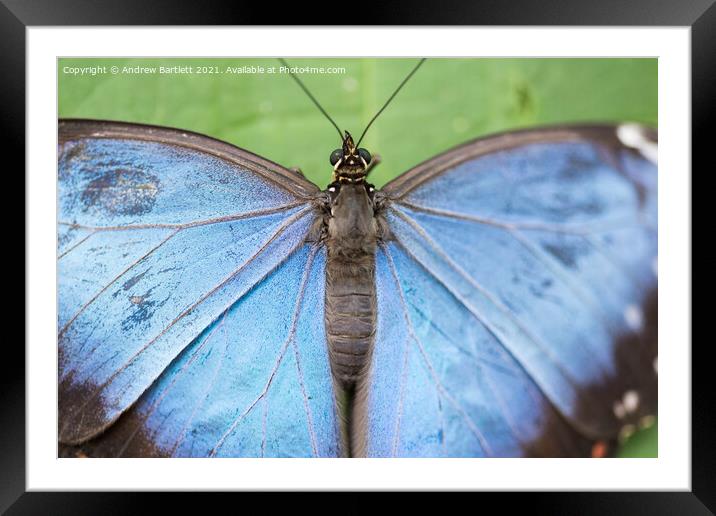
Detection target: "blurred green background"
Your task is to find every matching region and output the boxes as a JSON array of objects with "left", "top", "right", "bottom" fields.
[{"left": 58, "top": 57, "right": 657, "bottom": 457}]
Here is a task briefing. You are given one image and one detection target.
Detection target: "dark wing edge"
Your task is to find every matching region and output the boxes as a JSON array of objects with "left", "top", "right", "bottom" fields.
[{"left": 59, "top": 118, "right": 321, "bottom": 199}]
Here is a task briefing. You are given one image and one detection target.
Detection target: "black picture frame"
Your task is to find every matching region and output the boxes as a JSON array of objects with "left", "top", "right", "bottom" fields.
[{"left": 6, "top": 0, "right": 705, "bottom": 512}]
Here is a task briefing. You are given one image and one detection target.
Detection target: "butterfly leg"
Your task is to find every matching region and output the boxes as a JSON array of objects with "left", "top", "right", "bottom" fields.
[{"left": 289, "top": 166, "right": 305, "bottom": 177}]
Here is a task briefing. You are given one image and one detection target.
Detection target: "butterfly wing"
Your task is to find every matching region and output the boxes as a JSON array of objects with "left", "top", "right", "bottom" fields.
[
  {"left": 358, "top": 125, "right": 657, "bottom": 457},
  {"left": 58, "top": 120, "right": 340, "bottom": 456},
  {"left": 61, "top": 243, "right": 339, "bottom": 458}
]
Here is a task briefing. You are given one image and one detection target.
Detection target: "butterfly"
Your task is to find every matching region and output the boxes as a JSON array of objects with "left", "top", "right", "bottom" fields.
[{"left": 57, "top": 59, "right": 657, "bottom": 458}]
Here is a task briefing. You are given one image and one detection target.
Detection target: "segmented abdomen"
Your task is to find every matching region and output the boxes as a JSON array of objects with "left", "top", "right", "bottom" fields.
[{"left": 324, "top": 254, "right": 376, "bottom": 388}]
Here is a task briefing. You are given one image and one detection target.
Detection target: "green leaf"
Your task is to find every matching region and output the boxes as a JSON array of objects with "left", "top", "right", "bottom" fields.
[{"left": 59, "top": 57, "right": 657, "bottom": 190}]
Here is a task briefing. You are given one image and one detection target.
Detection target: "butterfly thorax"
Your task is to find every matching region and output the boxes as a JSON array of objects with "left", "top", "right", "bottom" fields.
[{"left": 324, "top": 183, "right": 378, "bottom": 391}]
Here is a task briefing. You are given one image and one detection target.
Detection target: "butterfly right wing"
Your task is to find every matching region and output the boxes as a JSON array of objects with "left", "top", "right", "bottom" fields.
[
  {"left": 356, "top": 242, "right": 597, "bottom": 457},
  {"left": 356, "top": 125, "right": 657, "bottom": 457}
]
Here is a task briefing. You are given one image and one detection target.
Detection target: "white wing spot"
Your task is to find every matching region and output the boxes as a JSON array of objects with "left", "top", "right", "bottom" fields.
[
  {"left": 623, "top": 390, "right": 640, "bottom": 413},
  {"left": 624, "top": 304, "right": 644, "bottom": 331},
  {"left": 613, "top": 400, "right": 626, "bottom": 419},
  {"left": 616, "top": 123, "right": 658, "bottom": 164}
]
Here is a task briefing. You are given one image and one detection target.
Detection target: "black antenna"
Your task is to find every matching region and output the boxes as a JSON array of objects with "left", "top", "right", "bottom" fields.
[
  {"left": 279, "top": 58, "right": 343, "bottom": 140},
  {"left": 355, "top": 58, "right": 426, "bottom": 148}
]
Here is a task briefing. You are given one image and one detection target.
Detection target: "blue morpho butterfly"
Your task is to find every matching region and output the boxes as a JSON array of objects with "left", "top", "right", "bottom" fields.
[{"left": 58, "top": 59, "right": 657, "bottom": 458}]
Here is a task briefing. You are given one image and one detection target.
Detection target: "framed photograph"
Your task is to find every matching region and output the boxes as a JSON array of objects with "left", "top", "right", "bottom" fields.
[{"left": 10, "top": 0, "right": 704, "bottom": 511}]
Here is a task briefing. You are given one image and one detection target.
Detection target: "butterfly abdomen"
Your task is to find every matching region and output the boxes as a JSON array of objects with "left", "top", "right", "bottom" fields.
[
  {"left": 325, "top": 254, "right": 377, "bottom": 387},
  {"left": 324, "top": 185, "right": 378, "bottom": 388}
]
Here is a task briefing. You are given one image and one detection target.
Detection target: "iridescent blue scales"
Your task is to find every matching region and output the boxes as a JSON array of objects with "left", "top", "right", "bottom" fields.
[{"left": 58, "top": 120, "right": 657, "bottom": 457}]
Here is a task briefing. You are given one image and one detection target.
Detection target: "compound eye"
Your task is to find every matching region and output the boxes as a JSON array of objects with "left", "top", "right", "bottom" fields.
[
  {"left": 329, "top": 149, "right": 343, "bottom": 166},
  {"left": 358, "top": 148, "right": 372, "bottom": 164}
]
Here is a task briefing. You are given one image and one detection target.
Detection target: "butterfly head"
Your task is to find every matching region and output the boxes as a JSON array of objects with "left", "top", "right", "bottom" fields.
[
  {"left": 281, "top": 57, "right": 424, "bottom": 186},
  {"left": 330, "top": 131, "right": 372, "bottom": 183}
]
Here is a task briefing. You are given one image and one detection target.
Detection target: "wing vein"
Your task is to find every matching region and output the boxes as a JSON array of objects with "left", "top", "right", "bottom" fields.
[
  {"left": 209, "top": 245, "right": 318, "bottom": 457},
  {"left": 390, "top": 329, "right": 411, "bottom": 458},
  {"left": 58, "top": 230, "right": 98, "bottom": 260},
  {"left": 58, "top": 200, "right": 306, "bottom": 232},
  {"left": 411, "top": 299, "right": 526, "bottom": 447},
  {"left": 396, "top": 200, "right": 640, "bottom": 236},
  {"left": 507, "top": 228, "right": 653, "bottom": 387},
  {"left": 388, "top": 208, "right": 610, "bottom": 437},
  {"left": 61, "top": 208, "right": 312, "bottom": 434},
  {"left": 58, "top": 228, "right": 180, "bottom": 340},
  {"left": 168, "top": 312, "right": 231, "bottom": 456},
  {"left": 383, "top": 243, "right": 493, "bottom": 456},
  {"left": 116, "top": 311, "right": 229, "bottom": 457},
  {"left": 291, "top": 248, "right": 322, "bottom": 457}
]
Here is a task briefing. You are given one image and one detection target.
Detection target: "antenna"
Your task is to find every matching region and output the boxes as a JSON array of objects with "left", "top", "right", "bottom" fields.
[
  {"left": 355, "top": 58, "right": 426, "bottom": 147},
  {"left": 279, "top": 57, "right": 427, "bottom": 146},
  {"left": 279, "top": 58, "right": 343, "bottom": 139}
]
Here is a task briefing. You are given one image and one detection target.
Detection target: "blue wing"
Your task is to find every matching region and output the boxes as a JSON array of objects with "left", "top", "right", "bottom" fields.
[
  {"left": 62, "top": 244, "right": 340, "bottom": 458},
  {"left": 58, "top": 120, "right": 340, "bottom": 457},
  {"left": 359, "top": 125, "right": 657, "bottom": 457}
]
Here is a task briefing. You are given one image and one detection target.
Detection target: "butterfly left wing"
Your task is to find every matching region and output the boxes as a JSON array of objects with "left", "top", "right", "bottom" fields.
[
  {"left": 60, "top": 244, "right": 340, "bottom": 457},
  {"left": 356, "top": 124, "right": 657, "bottom": 457},
  {"left": 58, "top": 120, "right": 340, "bottom": 456}
]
